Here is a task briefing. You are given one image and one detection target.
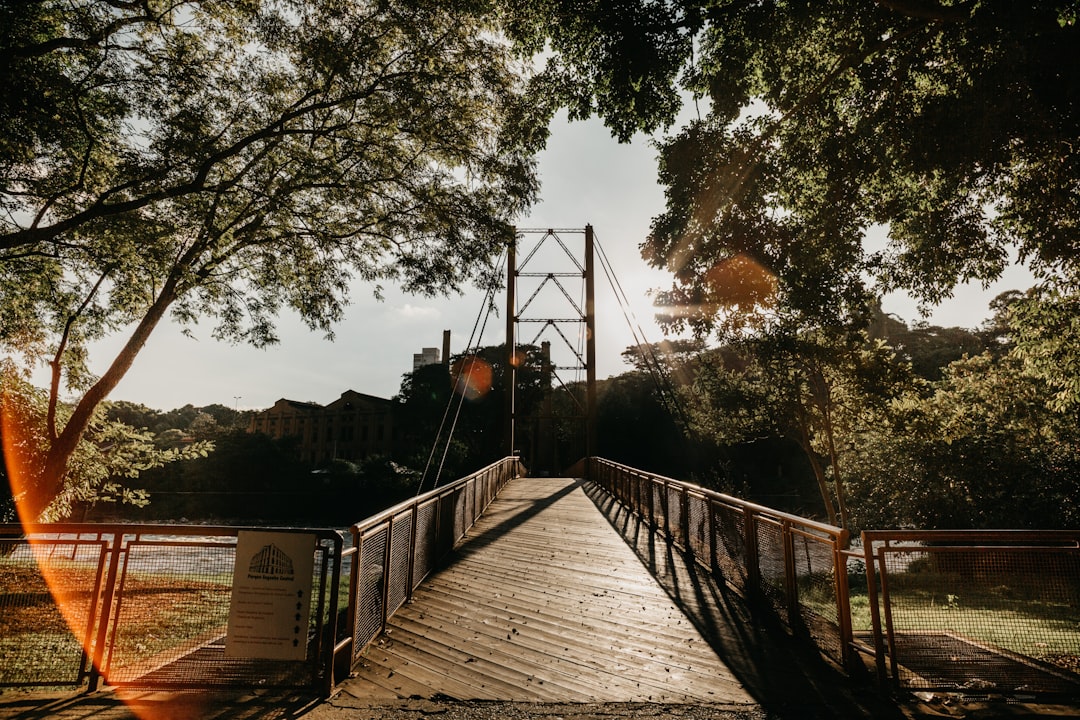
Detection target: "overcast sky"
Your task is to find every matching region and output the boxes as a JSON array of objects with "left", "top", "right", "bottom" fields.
[{"left": 77, "top": 111, "right": 1035, "bottom": 412}]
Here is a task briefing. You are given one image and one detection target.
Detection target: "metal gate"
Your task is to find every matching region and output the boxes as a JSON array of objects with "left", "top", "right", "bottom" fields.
[
  {"left": 862, "top": 530, "right": 1080, "bottom": 697},
  {"left": 0, "top": 525, "right": 344, "bottom": 696}
]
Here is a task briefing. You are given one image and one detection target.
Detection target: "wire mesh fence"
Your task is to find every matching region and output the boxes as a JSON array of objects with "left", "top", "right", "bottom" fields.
[
  {"left": 348, "top": 456, "right": 523, "bottom": 664},
  {"left": 863, "top": 530, "right": 1080, "bottom": 697},
  {"left": 0, "top": 525, "right": 344, "bottom": 695},
  {"left": 0, "top": 535, "right": 105, "bottom": 687},
  {"left": 590, "top": 460, "right": 1080, "bottom": 698}
]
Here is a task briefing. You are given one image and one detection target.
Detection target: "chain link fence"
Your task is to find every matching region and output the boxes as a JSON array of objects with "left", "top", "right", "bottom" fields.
[
  {"left": 0, "top": 525, "right": 344, "bottom": 695},
  {"left": 862, "top": 530, "right": 1080, "bottom": 697}
]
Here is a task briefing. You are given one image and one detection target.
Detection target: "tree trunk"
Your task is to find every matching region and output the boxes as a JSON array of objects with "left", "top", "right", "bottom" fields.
[
  {"left": 821, "top": 401, "right": 850, "bottom": 533},
  {"left": 33, "top": 277, "right": 181, "bottom": 520},
  {"left": 794, "top": 408, "right": 837, "bottom": 526}
]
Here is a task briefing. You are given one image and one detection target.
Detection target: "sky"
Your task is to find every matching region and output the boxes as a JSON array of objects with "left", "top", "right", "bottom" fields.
[{"left": 77, "top": 111, "right": 1036, "bottom": 412}]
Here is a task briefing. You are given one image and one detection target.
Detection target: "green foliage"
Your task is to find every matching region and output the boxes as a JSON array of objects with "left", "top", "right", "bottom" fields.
[
  {"left": 844, "top": 353, "right": 1080, "bottom": 530},
  {"left": 840, "top": 287, "right": 1080, "bottom": 531},
  {"left": 503, "top": 0, "right": 697, "bottom": 142},
  {"left": 512, "top": 2, "right": 1080, "bottom": 330},
  {"left": 876, "top": 321, "right": 997, "bottom": 381},
  {"left": 1, "top": 366, "right": 212, "bottom": 522},
  {"left": 105, "top": 401, "right": 248, "bottom": 439},
  {"left": 0, "top": 0, "right": 542, "bottom": 515},
  {"left": 1009, "top": 280, "right": 1080, "bottom": 410},
  {"left": 683, "top": 328, "right": 910, "bottom": 528}
]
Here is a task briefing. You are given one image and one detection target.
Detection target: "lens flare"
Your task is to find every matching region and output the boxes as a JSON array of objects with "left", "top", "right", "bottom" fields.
[
  {"left": 703, "top": 252, "right": 778, "bottom": 310},
  {"left": 1, "top": 391, "right": 98, "bottom": 692},
  {"left": 451, "top": 356, "right": 494, "bottom": 401},
  {"left": 2, "top": 391, "right": 212, "bottom": 719},
  {"left": 508, "top": 349, "right": 527, "bottom": 368}
]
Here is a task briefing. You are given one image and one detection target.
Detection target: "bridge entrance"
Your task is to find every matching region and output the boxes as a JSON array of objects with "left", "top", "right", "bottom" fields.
[{"left": 504, "top": 227, "right": 597, "bottom": 475}]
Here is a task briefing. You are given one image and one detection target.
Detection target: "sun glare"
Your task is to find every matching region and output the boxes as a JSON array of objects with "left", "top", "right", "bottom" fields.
[{"left": 451, "top": 356, "right": 494, "bottom": 401}]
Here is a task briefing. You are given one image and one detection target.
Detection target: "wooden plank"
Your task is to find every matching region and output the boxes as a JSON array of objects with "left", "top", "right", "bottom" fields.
[
  {"left": 343, "top": 477, "right": 755, "bottom": 704},
  {"left": 385, "top": 599, "right": 746, "bottom": 701}
]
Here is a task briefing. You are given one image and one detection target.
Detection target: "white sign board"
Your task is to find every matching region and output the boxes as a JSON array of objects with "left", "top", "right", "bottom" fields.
[{"left": 226, "top": 531, "right": 315, "bottom": 660}]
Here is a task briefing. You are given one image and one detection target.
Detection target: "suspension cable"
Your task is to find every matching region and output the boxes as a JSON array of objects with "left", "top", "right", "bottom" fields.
[
  {"left": 415, "top": 248, "right": 507, "bottom": 495},
  {"left": 592, "top": 232, "right": 695, "bottom": 434}
]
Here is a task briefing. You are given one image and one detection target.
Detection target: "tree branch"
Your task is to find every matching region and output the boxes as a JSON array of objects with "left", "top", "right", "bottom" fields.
[
  {"left": 874, "top": 0, "right": 970, "bottom": 22},
  {"left": 46, "top": 268, "right": 113, "bottom": 441},
  {"left": 0, "top": 71, "right": 414, "bottom": 253}
]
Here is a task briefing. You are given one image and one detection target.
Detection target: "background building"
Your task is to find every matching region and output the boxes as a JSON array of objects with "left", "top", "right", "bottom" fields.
[
  {"left": 248, "top": 390, "right": 396, "bottom": 465},
  {"left": 412, "top": 347, "right": 440, "bottom": 370}
]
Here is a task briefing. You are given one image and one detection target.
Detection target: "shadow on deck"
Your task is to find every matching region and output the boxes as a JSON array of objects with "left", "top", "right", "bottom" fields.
[{"left": 580, "top": 481, "right": 912, "bottom": 720}]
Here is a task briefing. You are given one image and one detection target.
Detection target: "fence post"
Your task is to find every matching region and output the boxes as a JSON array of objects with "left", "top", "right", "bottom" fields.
[
  {"left": 782, "top": 521, "right": 798, "bottom": 625},
  {"left": 346, "top": 527, "right": 361, "bottom": 669},
  {"left": 861, "top": 533, "right": 889, "bottom": 687},
  {"left": 834, "top": 536, "right": 855, "bottom": 672},
  {"left": 88, "top": 531, "right": 125, "bottom": 692},
  {"left": 406, "top": 504, "right": 419, "bottom": 603},
  {"left": 680, "top": 488, "right": 690, "bottom": 550},
  {"left": 323, "top": 533, "right": 344, "bottom": 696},
  {"left": 707, "top": 498, "right": 720, "bottom": 577},
  {"left": 380, "top": 517, "right": 394, "bottom": 635},
  {"left": 646, "top": 474, "right": 655, "bottom": 528},
  {"left": 744, "top": 511, "right": 760, "bottom": 600}
]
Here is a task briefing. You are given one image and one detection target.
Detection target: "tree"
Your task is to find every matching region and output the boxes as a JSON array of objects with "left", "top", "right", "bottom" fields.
[
  {"left": 1, "top": 365, "right": 210, "bottom": 521},
  {"left": 844, "top": 353, "right": 1080, "bottom": 530},
  {"left": 394, "top": 343, "right": 548, "bottom": 483},
  {"left": 686, "top": 330, "right": 909, "bottom": 529},
  {"left": 508, "top": 2, "right": 1080, "bottom": 328},
  {"left": 1, "top": 0, "right": 540, "bottom": 518},
  {"left": 877, "top": 321, "right": 993, "bottom": 381},
  {"left": 593, "top": 369, "right": 703, "bottom": 480},
  {"left": 1009, "top": 279, "right": 1080, "bottom": 410}
]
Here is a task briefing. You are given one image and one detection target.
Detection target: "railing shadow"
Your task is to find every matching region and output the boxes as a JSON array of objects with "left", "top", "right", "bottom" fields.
[
  {"left": 440, "top": 478, "right": 584, "bottom": 561},
  {"left": 582, "top": 481, "right": 906, "bottom": 720}
]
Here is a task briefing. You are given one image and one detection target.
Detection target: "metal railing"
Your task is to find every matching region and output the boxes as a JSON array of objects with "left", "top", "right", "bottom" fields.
[
  {"left": 587, "top": 458, "right": 1080, "bottom": 698},
  {"left": 10, "top": 456, "right": 1075, "bottom": 701},
  {"left": 861, "top": 529, "right": 1080, "bottom": 696},
  {"left": 0, "top": 524, "right": 343, "bottom": 695},
  {"left": 587, "top": 457, "right": 853, "bottom": 668},
  {"left": 345, "top": 456, "right": 524, "bottom": 665},
  {"left": 0, "top": 456, "right": 523, "bottom": 697}
]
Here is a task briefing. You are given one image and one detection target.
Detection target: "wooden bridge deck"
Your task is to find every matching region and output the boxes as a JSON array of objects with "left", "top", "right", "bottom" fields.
[{"left": 344, "top": 477, "right": 755, "bottom": 704}]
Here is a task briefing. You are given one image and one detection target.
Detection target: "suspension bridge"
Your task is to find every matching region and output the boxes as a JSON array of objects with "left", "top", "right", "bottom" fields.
[{"left": 2, "top": 229, "right": 1077, "bottom": 719}]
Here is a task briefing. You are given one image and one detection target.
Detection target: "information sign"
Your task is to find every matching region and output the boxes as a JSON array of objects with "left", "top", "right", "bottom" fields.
[{"left": 226, "top": 531, "right": 315, "bottom": 660}]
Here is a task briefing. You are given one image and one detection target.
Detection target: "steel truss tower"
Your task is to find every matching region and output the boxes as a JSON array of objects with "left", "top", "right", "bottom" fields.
[{"left": 505, "top": 226, "right": 597, "bottom": 474}]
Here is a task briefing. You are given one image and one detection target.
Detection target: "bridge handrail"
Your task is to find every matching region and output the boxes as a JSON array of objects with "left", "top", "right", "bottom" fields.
[
  {"left": 591, "top": 459, "right": 844, "bottom": 537},
  {"left": 343, "top": 456, "right": 525, "bottom": 670},
  {"left": 587, "top": 456, "right": 853, "bottom": 668}
]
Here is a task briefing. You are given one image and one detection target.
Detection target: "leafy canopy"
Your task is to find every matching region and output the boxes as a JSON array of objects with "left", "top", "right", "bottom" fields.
[
  {"left": 0, "top": 0, "right": 541, "bottom": 517},
  {"left": 508, "top": 1, "right": 1080, "bottom": 329}
]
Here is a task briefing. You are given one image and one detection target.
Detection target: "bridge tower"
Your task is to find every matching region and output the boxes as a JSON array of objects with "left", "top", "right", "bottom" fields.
[{"left": 505, "top": 226, "right": 597, "bottom": 474}]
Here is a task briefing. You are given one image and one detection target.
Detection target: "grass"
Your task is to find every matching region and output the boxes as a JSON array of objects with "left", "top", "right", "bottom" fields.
[
  {"left": 1, "top": 557, "right": 232, "bottom": 680},
  {"left": 798, "top": 569, "right": 1080, "bottom": 662},
  {"left": 106, "top": 576, "right": 232, "bottom": 676},
  {"left": 0, "top": 549, "right": 350, "bottom": 684}
]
